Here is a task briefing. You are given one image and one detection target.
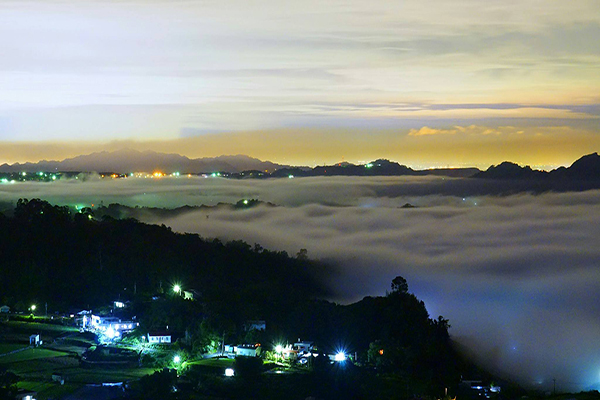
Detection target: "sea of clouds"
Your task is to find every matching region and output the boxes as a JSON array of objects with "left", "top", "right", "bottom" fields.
[{"left": 1, "top": 175, "right": 600, "bottom": 390}]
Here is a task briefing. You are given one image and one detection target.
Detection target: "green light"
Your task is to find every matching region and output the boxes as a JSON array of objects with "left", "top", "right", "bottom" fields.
[
  {"left": 243, "top": 200, "right": 249, "bottom": 205},
  {"left": 365, "top": 163, "right": 373, "bottom": 168},
  {"left": 288, "top": 175, "right": 294, "bottom": 179}
]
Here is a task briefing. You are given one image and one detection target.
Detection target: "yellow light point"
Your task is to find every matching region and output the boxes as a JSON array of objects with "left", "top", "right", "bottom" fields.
[{"left": 153, "top": 172, "right": 163, "bottom": 178}]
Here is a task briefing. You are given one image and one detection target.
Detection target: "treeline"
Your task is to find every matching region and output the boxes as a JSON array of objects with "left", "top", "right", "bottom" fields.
[{"left": 0, "top": 198, "right": 328, "bottom": 318}]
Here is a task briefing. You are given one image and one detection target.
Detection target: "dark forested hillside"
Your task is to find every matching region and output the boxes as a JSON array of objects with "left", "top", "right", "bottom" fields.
[{"left": 0, "top": 199, "right": 328, "bottom": 317}]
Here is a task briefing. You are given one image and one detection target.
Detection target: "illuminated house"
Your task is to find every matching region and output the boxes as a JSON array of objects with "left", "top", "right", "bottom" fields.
[
  {"left": 234, "top": 344, "right": 261, "bottom": 357},
  {"left": 87, "top": 314, "right": 138, "bottom": 335},
  {"left": 147, "top": 331, "right": 172, "bottom": 344}
]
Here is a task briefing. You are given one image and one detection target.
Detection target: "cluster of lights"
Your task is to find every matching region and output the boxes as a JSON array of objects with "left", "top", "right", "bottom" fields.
[{"left": 126, "top": 172, "right": 191, "bottom": 179}]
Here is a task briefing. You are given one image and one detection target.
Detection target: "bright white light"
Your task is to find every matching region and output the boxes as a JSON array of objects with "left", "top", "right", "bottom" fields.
[
  {"left": 334, "top": 352, "right": 346, "bottom": 362},
  {"left": 106, "top": 327, "right": 116, "bottom": 339},
  {"left": 225, "top": 368, "right": 235, "bottom": 377},
  {"left": 173, "top": 285, "right": 181, "bottom": 293},
  {"left": 275, "top": 345, "right": 283, "bottom": 353},
  {"left": 173, "top": 355, "right": 181, "bottom": 363}
]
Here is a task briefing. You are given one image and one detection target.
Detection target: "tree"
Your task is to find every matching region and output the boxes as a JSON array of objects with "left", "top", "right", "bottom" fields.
[
  {"left": 296, "top": 248, "right": 308, "bottom": 260},
  {"left": 391, "top": 276, "right": 408, "bottom": 294}
]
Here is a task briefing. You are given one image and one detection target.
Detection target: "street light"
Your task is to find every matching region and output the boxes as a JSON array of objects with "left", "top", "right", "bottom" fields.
[
  {"left": 173, "top": 285, "right": 181, "bottom": 294},
  {"left": 30, "top": 305, "right": 36, "bottom": 311},
  {"left": 334, "top": 352, "right": 347, "bottom": 362},
  {"left": 173, "top": 355, "right": 181, "bottom": 364}
]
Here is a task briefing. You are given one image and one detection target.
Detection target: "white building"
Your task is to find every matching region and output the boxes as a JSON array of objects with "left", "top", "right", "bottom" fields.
[
  {"left": 86, "top": 314, "right": 138, "bottom": 334},
  {"left": 147, "top": 331, "right": 172, "bottom": 344},
  {"left": 234, "top": 344, "right": 261, "bottom": 357}
]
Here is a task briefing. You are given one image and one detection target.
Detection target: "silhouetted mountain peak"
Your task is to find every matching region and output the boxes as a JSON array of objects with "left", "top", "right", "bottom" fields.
[
  {"left": 473, "top": 161, "right": 544, "bottom": 180},
  {"left": 474, "top": 152, "right": 600, "bottom": 181}
]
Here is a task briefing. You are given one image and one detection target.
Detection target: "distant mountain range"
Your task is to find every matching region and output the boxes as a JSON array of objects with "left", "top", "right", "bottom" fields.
[
  {"left": 0, "top": 149, "right": 286, "bottom": 174},
  {"left": 0, "top": 149, "right": 479, "bottom": 177},
  {"left": 473, "top": 152, "right": 600, "bottom": 181},
  {"left": 1, "top": 149, "right": 599, "bottom": 182}
]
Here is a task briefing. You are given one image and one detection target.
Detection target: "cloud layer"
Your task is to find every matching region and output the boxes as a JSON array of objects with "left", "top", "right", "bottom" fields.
[{"left": 1, "top": 175, "right": 600, "bottom": 390}]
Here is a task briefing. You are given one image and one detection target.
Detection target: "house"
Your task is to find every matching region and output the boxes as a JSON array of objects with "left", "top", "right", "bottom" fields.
[
  {"left": 29, "top": 334, "right": 41, "bottom": 346},
  {"left": 293, "top": 341, "right": 314, "bottom": 355},
  {"left": 147, "top": 331, "right": 172, "bottom": 344},
  {"left": 88, "top": 314, "right": 139, "bottom": 333},
  {"left": 113, "top": 301, "right": 127, "bottom": 309},
  {"left": 244, "top": 320, "right": 266, "bottom": 331},
  {"left": 0, "top": 305, "right": 9, "bottom": 313},
  {"left": 234, "top": 344, "right": 261, "bottom": 357}
]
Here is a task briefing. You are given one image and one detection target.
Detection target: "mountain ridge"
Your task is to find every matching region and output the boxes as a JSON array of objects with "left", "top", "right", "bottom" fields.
[
  {"left": 0, "top": 149, "right": 286, "bottom": 174},
  {"left": 473, "top": 152, "right": 600, "bottom": 181}
]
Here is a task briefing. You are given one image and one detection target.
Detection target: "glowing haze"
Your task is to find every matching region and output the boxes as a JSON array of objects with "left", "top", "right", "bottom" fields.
[{"left": 0, "top": 0, "right": 599, "bottom": 167}]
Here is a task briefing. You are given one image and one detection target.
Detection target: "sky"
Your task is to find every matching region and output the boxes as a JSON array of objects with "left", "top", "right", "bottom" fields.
[
  {"left": 1, "top": 176, "right": 600, "bottom": 391},
  {"left": 0, "top": 0, "right": 599, "bottom": 167}
]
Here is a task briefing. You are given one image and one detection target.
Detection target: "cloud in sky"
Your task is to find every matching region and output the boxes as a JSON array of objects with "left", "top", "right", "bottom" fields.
[
  {"left": 0, "top": 0, "right": 598, "bottom": 147},
  {"left": 1, "top": 175, "right": 599, "bottom": 390}
]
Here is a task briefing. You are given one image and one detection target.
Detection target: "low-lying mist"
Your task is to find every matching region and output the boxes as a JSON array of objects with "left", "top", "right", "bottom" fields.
[{"left": 1, "top": 175, "right": 599, "bottom": 391}]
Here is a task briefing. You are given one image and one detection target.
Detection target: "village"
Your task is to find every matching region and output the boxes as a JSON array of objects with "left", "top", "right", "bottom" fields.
[{"left": 0, "top": 288, "right": 360, "bottom": 400}]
